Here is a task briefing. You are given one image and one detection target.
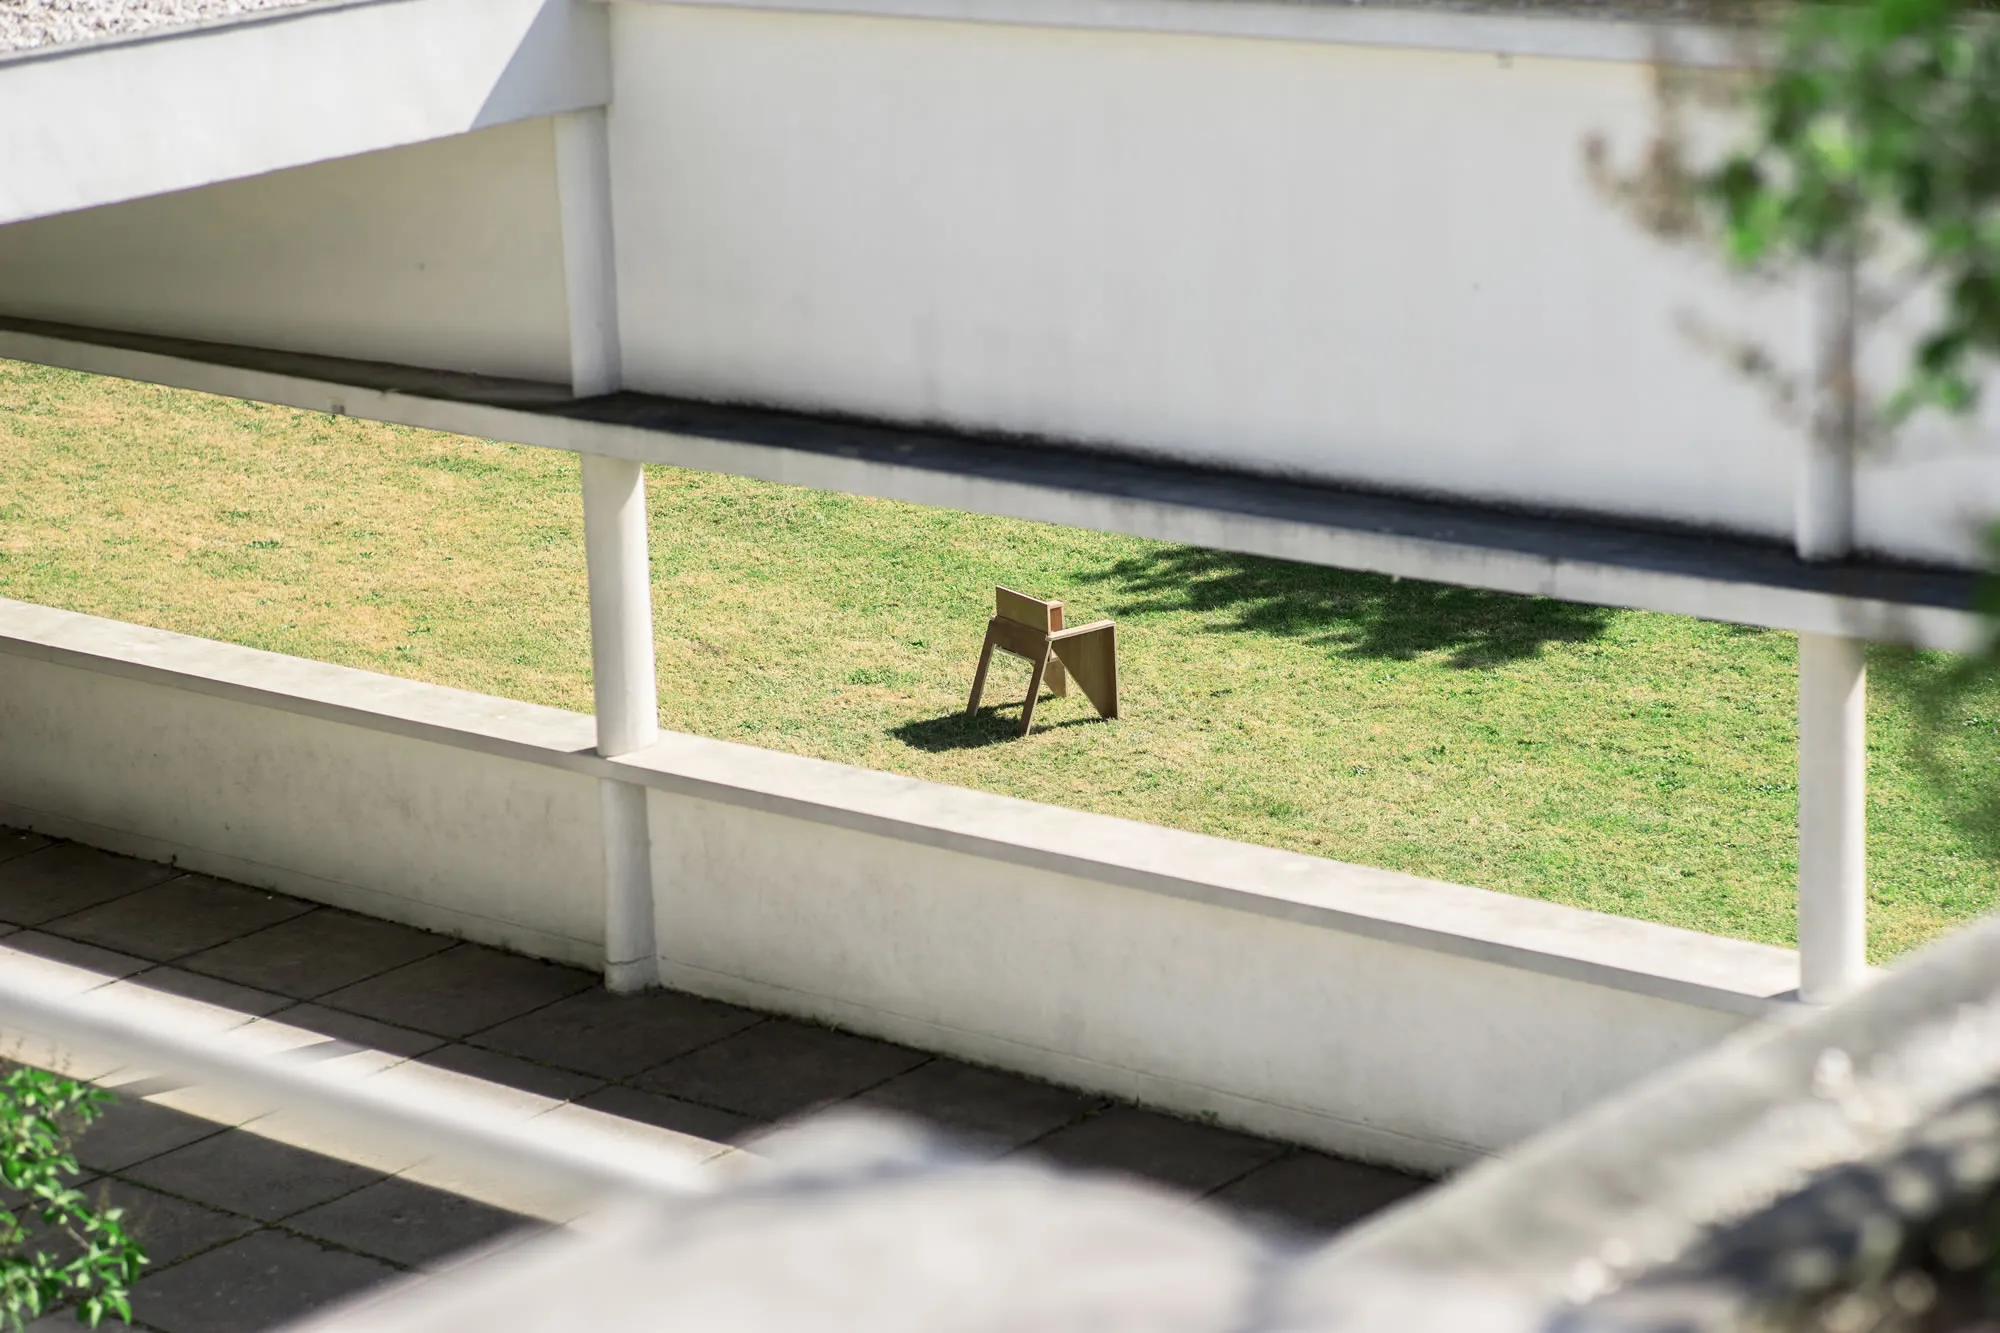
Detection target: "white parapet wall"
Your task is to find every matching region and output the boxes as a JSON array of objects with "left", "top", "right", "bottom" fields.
[{"left": 0, "top": 598, "right": 1799, "bottom": 1171}]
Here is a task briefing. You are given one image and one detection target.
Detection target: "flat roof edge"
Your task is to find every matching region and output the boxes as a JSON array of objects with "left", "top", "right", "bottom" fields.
[{"left": 617, "top": 0, "right": 1749, "bottom": 67}]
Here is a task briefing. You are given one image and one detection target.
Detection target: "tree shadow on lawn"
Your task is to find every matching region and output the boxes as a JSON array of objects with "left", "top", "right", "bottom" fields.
[
  {"left": 893, "top": 705, "right": 1106, "bottom": 752},
  {"left": 1871, "top": 645, "right": 2000, "bottom": 860},
  {"left": 1074, "top": 547, "right": 1612, "bottom": 668}
]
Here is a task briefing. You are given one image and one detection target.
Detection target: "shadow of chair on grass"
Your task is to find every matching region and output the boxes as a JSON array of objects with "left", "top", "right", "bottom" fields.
[
  {"left": 893, "top": 704, "right": 1105, "bottom": 752},
  {"left": 1075, "top": 547, "right": 1611, "bottom": 669}
]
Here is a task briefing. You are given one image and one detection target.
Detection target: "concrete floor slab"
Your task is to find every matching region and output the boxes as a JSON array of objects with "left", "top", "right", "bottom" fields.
[
  {"left": 854, "top": 1057, "right": 1107, "bottom": 1154},
  {"left": 283, "top": 1177, "right": 537, "bottom": 1270},
  {"left": 316, "top": 943, "right": 595, "bottom": 1038},
  {"left": 1028, "top": 1105, "right": 1292, "bottom": 1194},
  {"left": 178, "top": 911, "right": 454, "bottom": 1000},
  {"left": 121, "top": 1129, "right": 387, "bottom": 1223},
  {"left": 75, "top": 1098, "right": 230, "bottom": 1174},
  {"left": 1209, "top": 1149, "right": 1431, "bottom": 1237},
  {"left": 633, "top": 1018, "right": 930, "bottom": 1121},
  {"left": 0, "top": 827, "right": 51, "bottom": 866},
  {"left": 412, "top": 1043, "right": 605, "bottom": 1103},
  {"left": 46, "top": 877, "right": 313, "bottom": 964},
  {"left": 130, "top": 1231, "right": 397, "bottom": 1333},
  {"left": 470, "top": 986, "right": 764, "bottom": 1080},
  {"left": 3, "top": 929, "right": 151, "bottom": 978},
  {"left": 93, "top": 1179, "right": 260, "bottom": 1268},
  {"left": 570, "top": 1084, "right": 753, "bottom": 1143},
  {"left": 259, "top": 1004, "right": 445, "bottom": 1059},
  {"left": 0, "top": 844, "right": 178, "bottom": 926}
]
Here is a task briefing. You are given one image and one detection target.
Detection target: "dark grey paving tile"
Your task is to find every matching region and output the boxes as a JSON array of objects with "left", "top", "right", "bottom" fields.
[
  {"left": 1024, "top": 1106, "right": 1290, "bottom": 1195},
  {"left": 130, "top": 967, "right": 291, "bottom": 1017},
  {"left": 1208, "top": 1151, "right": 1431, "bottom": 1237},
  {"left": 574, "top": 1085, "right": 753, "bottom": 1144},
  {"left": 47, "top": 876, "right": 313, "bottom": 963},
  {"left": 266, "top": 1003, "right": 446, "bottom": 1058},
  {"left": 95, "top": 1179, "right": 259, "bottom": 1267},
  {"left": 76, "top": 1098, "right": 226, "bottom": 1175},
  {"left": 635, "top": 1019, "right": 930, "bottom": 1121},
  {"left": 414, "top": 1044, "right": 604, "bottom": 1102},
  {"left": 178, "top": 910, "right": 453, "bottom": 1000},
  {"left": 0, "top": 827, "right": 53, "bottom": 866},
  {"left": 318, "top": 944, "right": 595, "bottom": 1038},
  {"left": 122, "top": 1130, "right": 385, "bottom": 1223},
  {"left": 471, "top": 987, "right": 764, "bottom": 1080},
  {"left": 131, "top": 1230, "right": 397, "bottom": 1333},
  {"left": 1, "top": 930, "right": 150, "bottom": 978},
  {"left": 849, "top": 1059, "right": 1103, "bottom": 1153},
  {"left": 0, "top": 844, "right": 179, "bottom": 926},
  {"left": 284, "top": 1177, "right": 536, "bottom": 1269}
]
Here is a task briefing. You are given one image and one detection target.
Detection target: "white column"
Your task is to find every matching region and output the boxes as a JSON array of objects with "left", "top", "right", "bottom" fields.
[
  {"left": 1797, "top": 632, "right": 1867, "bottom": 1004},
  {"left": 583, "top": 455, "right": 658, "bottom": 994},
  {"left": 558, "top": 108, "right": 659, "bottom": 992},
  {"left": 598, "top": 776, "right": 654, "bottom": 995},
  {"left": 555, "top": 109, "right": 622, "bottom": 399},
  {"left": 581, "top": 455, "right": 656, "bottom": 759}
]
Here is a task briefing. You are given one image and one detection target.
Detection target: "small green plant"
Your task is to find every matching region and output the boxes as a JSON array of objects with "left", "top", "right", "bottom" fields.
[{"left": 0, "top": 1069, "right": 146, "bottom": 1330}]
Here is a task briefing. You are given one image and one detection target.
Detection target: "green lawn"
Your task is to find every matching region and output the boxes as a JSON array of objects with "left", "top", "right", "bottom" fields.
[{"left": 2, "top": 358, "right": 1995, "bottom": 961}]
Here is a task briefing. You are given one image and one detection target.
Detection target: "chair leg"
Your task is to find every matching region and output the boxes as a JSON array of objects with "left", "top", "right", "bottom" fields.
[
  {"left": 1019, "top": 642, "right": 1054, "bottom": 736},
  {"left": 966, "top": 623, "right": 999, "bottom": 716}
]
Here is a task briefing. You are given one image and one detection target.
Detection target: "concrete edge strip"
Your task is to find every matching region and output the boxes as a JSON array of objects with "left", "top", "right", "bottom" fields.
[
  {"left": 0, "top": 598, "right": 1801, "bottom": 1019},
  {"left": 0, "top": 325, "right": 1980, "bottom": 653}
]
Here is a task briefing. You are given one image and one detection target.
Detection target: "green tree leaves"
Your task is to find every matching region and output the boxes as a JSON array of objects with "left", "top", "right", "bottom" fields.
[
  {"left": 0, "top": 1069, "right": 146, "bottom": 1330},
  {"left": 1707, "top": 0, "right": 2000, "bottom": 419}
]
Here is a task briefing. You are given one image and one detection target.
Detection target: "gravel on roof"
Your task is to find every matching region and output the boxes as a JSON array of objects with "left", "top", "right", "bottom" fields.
[{"left": 0, "top": 0, "right": 322, "bottom": 55}]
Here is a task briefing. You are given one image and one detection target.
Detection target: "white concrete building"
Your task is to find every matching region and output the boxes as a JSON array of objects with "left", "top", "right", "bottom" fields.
[{"left": 0, "top": 0, "right": 1990, "bottom": 1173}]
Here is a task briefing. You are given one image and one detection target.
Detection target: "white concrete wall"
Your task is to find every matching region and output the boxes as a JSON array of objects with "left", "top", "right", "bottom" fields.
[
  {"left": 0, "top": 599, "right": 1799, "bottom": 1171},
  {"left": 606, "top": 5, "right": 1816, "bottom": 551},
  {"left": 0, "top": 119, "right": 573, "bottom": 383},
  {"left": 645, "top": 788, "right": 1753, "bottom": 1166}
]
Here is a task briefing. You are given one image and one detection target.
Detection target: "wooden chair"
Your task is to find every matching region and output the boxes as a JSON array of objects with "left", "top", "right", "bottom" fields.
[{"left": 966, "top": 587, "right": 1118, "bottom": 736}]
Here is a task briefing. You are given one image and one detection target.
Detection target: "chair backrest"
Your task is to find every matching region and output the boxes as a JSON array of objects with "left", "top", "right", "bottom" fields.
[{"left": 995, "top": 586, "right": 1062, "bottom": 634}]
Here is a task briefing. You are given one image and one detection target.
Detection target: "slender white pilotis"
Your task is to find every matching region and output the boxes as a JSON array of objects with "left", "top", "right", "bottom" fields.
[
  {"left": 559, "top": 107, "right": 660, "bottom": 992},
  {"left": 1797, "top": 631, "right": 1868, "bottom": 1004},
  {"left": 580, "top": 454, "right": 657, "bottom": 759},
  {"left": 1793, "top": 255, "right": 1868, "bottom": 1004}
]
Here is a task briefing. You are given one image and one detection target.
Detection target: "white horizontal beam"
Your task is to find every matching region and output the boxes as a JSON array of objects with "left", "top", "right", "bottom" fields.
[
  {"left": 0, "top": 0, "right": 609, "bottom": 226},
  {"left": 0, "top": 968, "right": 705, "bottom": 1210},
  {"left": 0, "top": 322, "right": 1980, "bottom": 655}
]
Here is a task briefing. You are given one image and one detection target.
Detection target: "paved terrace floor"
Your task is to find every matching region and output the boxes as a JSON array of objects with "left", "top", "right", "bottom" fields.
[{"left": 0, "top": 826, "right": 1429, "bottom": 1332}]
